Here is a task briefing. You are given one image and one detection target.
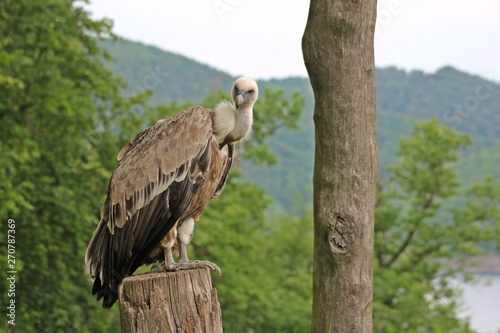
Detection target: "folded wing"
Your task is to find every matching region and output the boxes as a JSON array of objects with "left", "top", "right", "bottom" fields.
[{"left": 85, "top": 107, "right": 215, "bottom": 308}]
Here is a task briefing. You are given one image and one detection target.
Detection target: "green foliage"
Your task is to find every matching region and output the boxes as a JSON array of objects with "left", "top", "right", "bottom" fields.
[
  {"left": 375, "top": 66, "right": 500, "bottom": 160},
  {"left": 195, "top": 176, "right": 313, "bottom": 332},
  {"left": 248, "top": 89, "right": 304, "bottom": 164},
  {"left": 453, "top": 176, "right": 500, "bottom": 250},
  {"left": 0, "top": 0, "right": 146, "bottom": 331},
  {"left": 0, "top": 1, "right": 308, "bottom": 330},
  {"left": 373, "top": 119, "right": 499, "bottom": 333},
  {"left": 456, "top": 145, "right": 500, "bottom": 188}
]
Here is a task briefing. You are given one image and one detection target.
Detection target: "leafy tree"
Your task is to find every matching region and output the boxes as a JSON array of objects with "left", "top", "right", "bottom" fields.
[
  {"left": 453, "top": 176, "right": 500, "bottom": 251},
  {"left": 373, "top": 119, "right": 498, "bottom": 333},
  {"left": 0, "top": 1, "right": 306, "bottom": 331},
  {"left": 0, "top": 0, "right": 147, "bottom": 331},
  {"left": 195, "top": 177, "right": 313, "bottom": 332}
]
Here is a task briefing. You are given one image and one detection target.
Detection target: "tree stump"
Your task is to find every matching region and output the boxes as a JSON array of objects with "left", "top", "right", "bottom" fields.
[{"left": 118, "top": 268, "right": 222, "bottom": 333}]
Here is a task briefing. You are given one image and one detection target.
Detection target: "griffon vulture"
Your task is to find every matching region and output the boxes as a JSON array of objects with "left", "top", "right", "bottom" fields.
[{"left": 85, "top": 77, "right": 258, "bottom": 308}]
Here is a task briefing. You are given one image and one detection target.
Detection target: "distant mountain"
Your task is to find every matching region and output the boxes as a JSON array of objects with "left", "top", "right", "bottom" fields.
[
  {"left": 102, "top": 39, "right": 500, "bottom": 209},
  {"left": 100, "top": 39, "right": 233, "bottom": 104}
]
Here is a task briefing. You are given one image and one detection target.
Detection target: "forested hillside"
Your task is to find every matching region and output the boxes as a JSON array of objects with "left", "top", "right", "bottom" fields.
[
  {"left": 103, "top": 39, "right": 500, "bottom": 208},
  {"left": 100, "top": 39, "right": 233, "bottom": 104}
]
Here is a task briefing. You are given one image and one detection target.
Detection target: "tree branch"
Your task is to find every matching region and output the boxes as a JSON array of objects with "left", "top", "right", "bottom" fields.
[{"left": 382, "top": 185, "right": 439, "bottom": 267}]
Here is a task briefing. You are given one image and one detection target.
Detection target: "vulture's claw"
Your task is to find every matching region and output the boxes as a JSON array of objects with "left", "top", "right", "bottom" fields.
[{"left": 177, "top": 260, "right": 221, "bottom": 276}]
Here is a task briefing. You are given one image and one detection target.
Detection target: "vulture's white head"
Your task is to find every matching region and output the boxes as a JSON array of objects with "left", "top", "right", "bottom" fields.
[
  {"left": 213, "top": 77, "right": 258, "bottom": 144},
  {"left": 232, "top": 77, "right": 258, "bottom": 110}
]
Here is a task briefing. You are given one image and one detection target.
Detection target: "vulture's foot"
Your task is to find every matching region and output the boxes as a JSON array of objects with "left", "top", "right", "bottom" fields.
[
  {"left": 151, "top": 260, "right": 221, "bottom": 275},
  {"left": 151, "top": 262, "right": 179, "bottom": 272},
  {"left": 177, "top": 260, "right": 221, "bottom": 275}
]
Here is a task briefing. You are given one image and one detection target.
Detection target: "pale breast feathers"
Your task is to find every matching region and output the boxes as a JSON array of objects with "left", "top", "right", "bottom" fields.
[{"left": 104, "top": 107, "right": 213, "bottom": 233}]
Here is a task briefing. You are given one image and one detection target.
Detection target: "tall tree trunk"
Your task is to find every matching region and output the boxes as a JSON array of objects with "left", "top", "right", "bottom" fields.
[{"left": 302, "top": 1, "right": 378, "bottom": 332}]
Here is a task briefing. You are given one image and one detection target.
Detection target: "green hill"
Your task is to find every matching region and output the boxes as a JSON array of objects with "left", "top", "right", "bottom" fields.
[
  {"left": 100, "top": 39, "right": 233, "bottom": 104},
  {"left": 102, "top": 39, "right": 500, "bottom": 209}
]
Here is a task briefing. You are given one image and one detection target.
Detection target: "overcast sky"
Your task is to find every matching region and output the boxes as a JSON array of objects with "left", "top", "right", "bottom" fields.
[{"left": 86, "top": 0, "right": 500, "bottom": 82}]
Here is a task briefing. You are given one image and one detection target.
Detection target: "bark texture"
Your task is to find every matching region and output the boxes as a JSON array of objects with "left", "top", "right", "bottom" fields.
[
  {"left": 302, "top": 1, "right": 378, "bottom": 332},
  {"left": 119, "top": 268, "right": 222, "bottom": 333}
]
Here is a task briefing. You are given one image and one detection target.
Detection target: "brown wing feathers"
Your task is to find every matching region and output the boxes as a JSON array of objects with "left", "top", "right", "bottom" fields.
[
  {"left": 86, "top": 107, "right": 215, "bottom": 308},
  {"left": 107, "top": 108, "right": 212, "bottom": 231}
]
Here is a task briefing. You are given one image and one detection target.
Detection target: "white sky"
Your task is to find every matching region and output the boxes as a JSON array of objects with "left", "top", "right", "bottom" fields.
[{"left": 86, "top": 0, "right": 500, "bottom": 82}]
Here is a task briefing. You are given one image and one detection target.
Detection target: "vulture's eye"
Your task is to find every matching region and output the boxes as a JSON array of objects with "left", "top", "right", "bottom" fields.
[{"left": 248, "top": 90, "right": 254, "bottom": 94}]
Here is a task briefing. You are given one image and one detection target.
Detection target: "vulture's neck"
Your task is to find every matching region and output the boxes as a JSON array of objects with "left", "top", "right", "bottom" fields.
[{"left": 212, "top": 101, "right": 253, "bottom": 144}]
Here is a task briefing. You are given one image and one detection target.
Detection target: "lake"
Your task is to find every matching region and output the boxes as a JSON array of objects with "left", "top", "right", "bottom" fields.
[{"left": 455, "top": 274, "right": 500, "bottom": 333}]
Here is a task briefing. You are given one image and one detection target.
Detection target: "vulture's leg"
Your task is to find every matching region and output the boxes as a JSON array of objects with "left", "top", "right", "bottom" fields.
[
  {"left": 176, "top": 218, "right": 221, "bottom": 275},
  {"left": 157, "top": 228, "right": 178, "bottom": 271},
  {"left": 163, "top": 246, "right": 177, "bottom": 271}
]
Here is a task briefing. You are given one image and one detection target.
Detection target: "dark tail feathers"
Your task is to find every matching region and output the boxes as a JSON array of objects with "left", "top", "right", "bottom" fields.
[{"left": 92, "top": 273, "right": 122, "bottom": 308}]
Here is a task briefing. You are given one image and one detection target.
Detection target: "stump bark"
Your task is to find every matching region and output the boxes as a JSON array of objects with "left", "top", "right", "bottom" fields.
[{"left": 118, "top": 268, "right": 222, "bottom": 333}]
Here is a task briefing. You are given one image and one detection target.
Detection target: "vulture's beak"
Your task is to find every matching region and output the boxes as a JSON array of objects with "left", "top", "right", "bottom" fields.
[{"left": 235, "top": 90, "right": 249, "bottom": 109}]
